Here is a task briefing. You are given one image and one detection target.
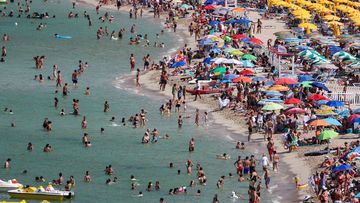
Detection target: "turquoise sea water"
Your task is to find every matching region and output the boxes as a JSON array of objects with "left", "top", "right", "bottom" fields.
[{"left": 0, "top": 1, "right": 273, "bottom": 202}]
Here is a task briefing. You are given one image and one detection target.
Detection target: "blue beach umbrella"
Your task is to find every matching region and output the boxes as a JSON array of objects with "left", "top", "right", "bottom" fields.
[
  {"left": 337, "top": 109, "right": 350, "bottom": 117},
  {"left": 311, "top": 82, "right": 331, "bottom": 92},
  {"left": 224, "top": 19, "right": 237, "bottom": 24},
  {"left": 332, "top": 164, "right": 352, "bottom": 172},
  {"left": 298, "top": 75, "right": 313, "bottom": 82},
  {"left": 322, "top": 118, "right": 342, "bottom": 126},
  {"left": 221, "top": 79, "right": 232, "bottom": 83},
  {"left": 353, "top": 108, "right": 360, "bottom": 114},
  {"left": 171, "top": 61, "right": 186, "bottom": 68},
  {"left": 295, "top": 45, "right": 311, "bottom": 51},
  {"left": 351, "top": 118, "right": 360, "bottom": 124},
  {"left": 356, "top": 192, "right": 360, "bottom": 198},
  {"left": 234, "top": 19, "right": 252, "bottom": 24},
  {"left": 326, "top": 100, "right": 344, "bottom": 107},
  {"left": 241, "top": 60, "right": 254, "bottom": 67},
  {"left": 203, "top": 57, "right": 213, "bottom": 64},
  {"left": 199, "top": 38, "right": 215, "bottom": 46},
  {"left": 241, "top": 38, "right": 250, "bottom": 42},
  {"left": 222, "top": 74, "right": 238, "bottom": 81},
  {"left": 316, "top": 100, "right": 328, "bottom": 106},
  {"left": 210, "top": 47, "right": 221, "bottom": 54},
  {"left": 265, "top": 91, "right": 283, "bottom": 97},
  {"left": 258, "top": 98, "right": 284, "bottom": 105},
  {"left": 252, "top": 76, "right": 266, "bottom": 82},
  {"left": 209, "top": 20, "right": 220, "bottom": 26}
]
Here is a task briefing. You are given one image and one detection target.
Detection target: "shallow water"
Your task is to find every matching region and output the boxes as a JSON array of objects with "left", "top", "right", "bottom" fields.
[{"left": 0, "top": 1, "right": 273, "bottom": 202}]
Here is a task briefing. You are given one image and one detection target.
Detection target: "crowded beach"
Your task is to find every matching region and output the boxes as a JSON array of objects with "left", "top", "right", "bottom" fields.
[{"left": 1, "top": 0, "right": 360, "bottom": 202}]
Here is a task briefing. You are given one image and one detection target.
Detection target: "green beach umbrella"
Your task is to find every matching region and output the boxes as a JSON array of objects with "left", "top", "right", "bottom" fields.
[
  {"left": 223, "top": 36, "right": 232, "bottom": 42},
  {"left": 262, "top": 102, "right": 284, "bottom": 111},
  {"left": 318, "top": 130, "right": 338, "bottom": 141},
  {"left": 180, "top": 4, "right": 193, "bottom": 9},
  {"left": 213, "top": 67, "right": 226, "bottom": 73},
  {"left": 223, "top": 47, "right": 237, "bottom": 53},
  {"left": 242, "top": 54, "right": 257, "bottom": 60},
  {"left": 0, "top": 0, "right": 7, "bottom": 5},
  {"left": 300, "top": 81, "right": 313, "bottom": 87}
]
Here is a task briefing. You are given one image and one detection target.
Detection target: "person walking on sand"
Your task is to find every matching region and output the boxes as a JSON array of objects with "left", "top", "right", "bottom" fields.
[{"left": 194, "top": 80, "right": 201, "bottom": 101}]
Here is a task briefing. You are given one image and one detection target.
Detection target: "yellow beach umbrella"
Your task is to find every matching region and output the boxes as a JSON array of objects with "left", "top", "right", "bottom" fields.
[
  {"left": 268, "top": 85, "right": 289, "bottom": 91},
  {"left": 298, "top": 22, "right": 318, "bottom": 34},
  {"left": 355, "top": 21, "right": 360, "bottom": 27},
  {"left": 323, "top": 15, "right": 340, "bottom": 21},
  {"left": 327, "top": 21, "right": 344, "bottom": 26},
  {"left": 230, "top": 50, "right": 244, "bottom": 56}
]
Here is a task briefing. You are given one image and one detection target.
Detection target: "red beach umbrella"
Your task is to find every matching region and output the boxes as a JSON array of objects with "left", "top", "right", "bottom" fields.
[
  {"left": 308, "top": 94, "right": 330, "bottom": 101},
  {"left": 347, "top": 114, "right": 360, "bottom": 122},
  {"left": 232, "top": 34, "right": 247, "bottom": 39},
  {"left": 249, "top": 38, "right": 264, "bottom": 45},
  {"left": 204, "top": 5, "right": 216, "bottom": 10},
  {"left": 285, "top": 108, "right": 306, "bottom": 114},
  {"left": 233, "top": 76, "right": 251, "bottom": 83},
  {"left": 275, "top": 78, "right": 299, "bottom": 85},
  {"left": 239, "top": 69, "right": 254, "bottom": 75},
  {"left": 284, "top": 98, "right": 303, "bottom": 105}
]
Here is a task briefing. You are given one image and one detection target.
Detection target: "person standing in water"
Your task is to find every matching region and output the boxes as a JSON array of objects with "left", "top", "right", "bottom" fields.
[
  {"left": 56, "top": 70, "right": 62, "bottom": 87},
  {"left": 104, "top": 101, "right": 109, "bottom": 112},
  {"left": 195, "top": 109, "right": 200, "bottom": 126},
  {"left": 130, "top": 54, "right": 135, "bottom": 71},
  {"left": 136, "top": 69, "right": 141, "bottom": 87}
]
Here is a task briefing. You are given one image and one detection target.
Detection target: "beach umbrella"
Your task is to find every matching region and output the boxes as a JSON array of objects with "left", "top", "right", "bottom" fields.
[
  {"left": 222, "top": 74, "right": 238, "bottom": 81},
  {"left": 298, "top": 75, "right": 314, "bottom": 82},
  {"left": 284, "top": 98, "right": 303, "bottom": 105},
  {"left": 223, "top": 59, "right": 241, "bottom": 65},
  {"left": 316, "top": 109, "right": 336, "bottom": 116},
  {"left": 351, "top": 117, "right": 360, "bottom": 124},
  {"left": 239, "top": 69, "right": 254, "bottom": 75},
  {"left": 203, "top": 57, "right": 213, "bottom": 64},
  {"left": 212, "top": 58, "right": 227, "bottom": 64},
  {"left": 332, "top": 164, "right": 352, "bottom": 172},
  {"left": 232, "top": 7, "right": 246, "bottom": 12},
  {"left": 353, "top": 108, "right": 360, "bottom": 114},
  {"left": 311, "top": 82, "right": 331, "bottom": 92},
  {"left": 223, "top": 36, "right": 232, "bottom": 42},
  {"left": 298, "top": 23, "right": 318, "bottom": 34},
  {"left": 224, "top": 19, "right": 237, "bottom": 24},
  {"left": 275, "top": 78, "right": 299, "bottom": 85},
  {"left": 274, "top": 31, "right": 292, "bottom": 36},
  {"left": 210, "top": 47, "right": 222, "bottom": 54},
  {"left": 308, "top": 94, "right": 330, "bottom": 101},
  {"left": 300, "top": 81, "right": 313, "bottom": 88},
  {"left": 233, "top": 76, "right": 251, "bottom": 83},
  {"left": 252, "top": 76, "right": 266, "bottom": 82},
  {"left": 209, "top": 20, "right": 220, "bottom": 26},
  {"left": 323, "top": 15, "right": 340, "bottom": 21},
  {"left": 316, "top": 100, "right": 329, "bottom": 105},
  {"left": 309, "top": 119, "right": 330, "bottom": 126},
  {"left": 265, "top": 91, "right": 283, "bottom": 97},
  {"left": 249, "top": 38, "right": 264, "bottom": 45},
  {"left": 268, "top": 85, "right": 289, "bottom": 91},
  {"left": 337, "top": 109, "right": 350, "bottom": 117},
  {"left": 319, "top": 130, "right": 338, "bottom": 142},
  {"left": 241, "top": 54, "right": 257, "bottom": 60},
  {"left": 199, "top": 38, "right": 215, "bottom": 46},
  {"left": 232, "top": 34, "right": 247, "bottom": 39},
  {"left": 171, "top": 61, "right": 186, "bottom": 68},
  {"left": 234, "top": 19, "right": 252, "bottom": 24},
  {"left": 241, "top": 60, "right": 254, "bottom": 67},
  {"left": 322, "top": 118, "right": 342, "bottom": 126},
  {"left": 348, "top": 114, "right": 360, "bottom": 122},
  {"left": 223, "top": 47, "right": 237, "bottom": 53},
  {"left": 213, "top": 9, "right": 228, "bottom": 15},
  {"left": 294, "top": 45, "right": 311, "bottom": 51},
  {"left": 258, "top": 98, "right": 284, "bottom": 105},
  {"left": 213, "top": 67, "right": 226, "bottom": 73},
  {"left": 286, "top": 108, "right": 306, "bottom": 114},
  {"left": 262, "top": 102, "right": 284, "bottom": 111},
  {"left": 204, "top": 5, "right": 216, "bottom": 10},
  {"left": 180, "top": 4, "right": 193, "bottom": 9},
  {"left": 229, "top": 50, "right": 244, "bottom": 56},
  {"left": 0, "top": 0, "right": 7, "bottom": 5},
  {"left": 326, "top": 100, "right": 344, "bottom": 107}
]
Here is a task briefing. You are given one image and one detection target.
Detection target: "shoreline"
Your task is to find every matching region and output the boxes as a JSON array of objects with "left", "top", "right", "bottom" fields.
[{"left": 77, "top": 0, "right": 312, "bottom": 201}]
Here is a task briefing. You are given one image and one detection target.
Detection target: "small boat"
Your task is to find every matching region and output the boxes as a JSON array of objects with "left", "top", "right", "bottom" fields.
[
  {"left": 0, "top": 179, "right": 22, "bottom": 191},
  {"left": 186, "top": 88, "right": 232, "bottom": 95},
  {"left": 0, "top": 200, "right": 26, "bottom": 203},
  {"left": 8, "top": 186, "right": 74, "bottom": 201}
]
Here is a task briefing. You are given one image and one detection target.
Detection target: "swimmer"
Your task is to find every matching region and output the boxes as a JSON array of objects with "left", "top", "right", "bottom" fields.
[
  {"left": 60, "top": 109, "right": 65, "bottom": 116},
  {"left": 85, "top": 87, "right": 90, "bottom": 95},
  {"left": 216, "top": 153, "right": 231, "bottom": 160}
]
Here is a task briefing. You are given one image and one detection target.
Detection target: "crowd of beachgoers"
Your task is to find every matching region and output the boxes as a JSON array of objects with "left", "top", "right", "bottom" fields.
[{"left": 2, "top": 0, "right": 360, "bottom": 202}]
